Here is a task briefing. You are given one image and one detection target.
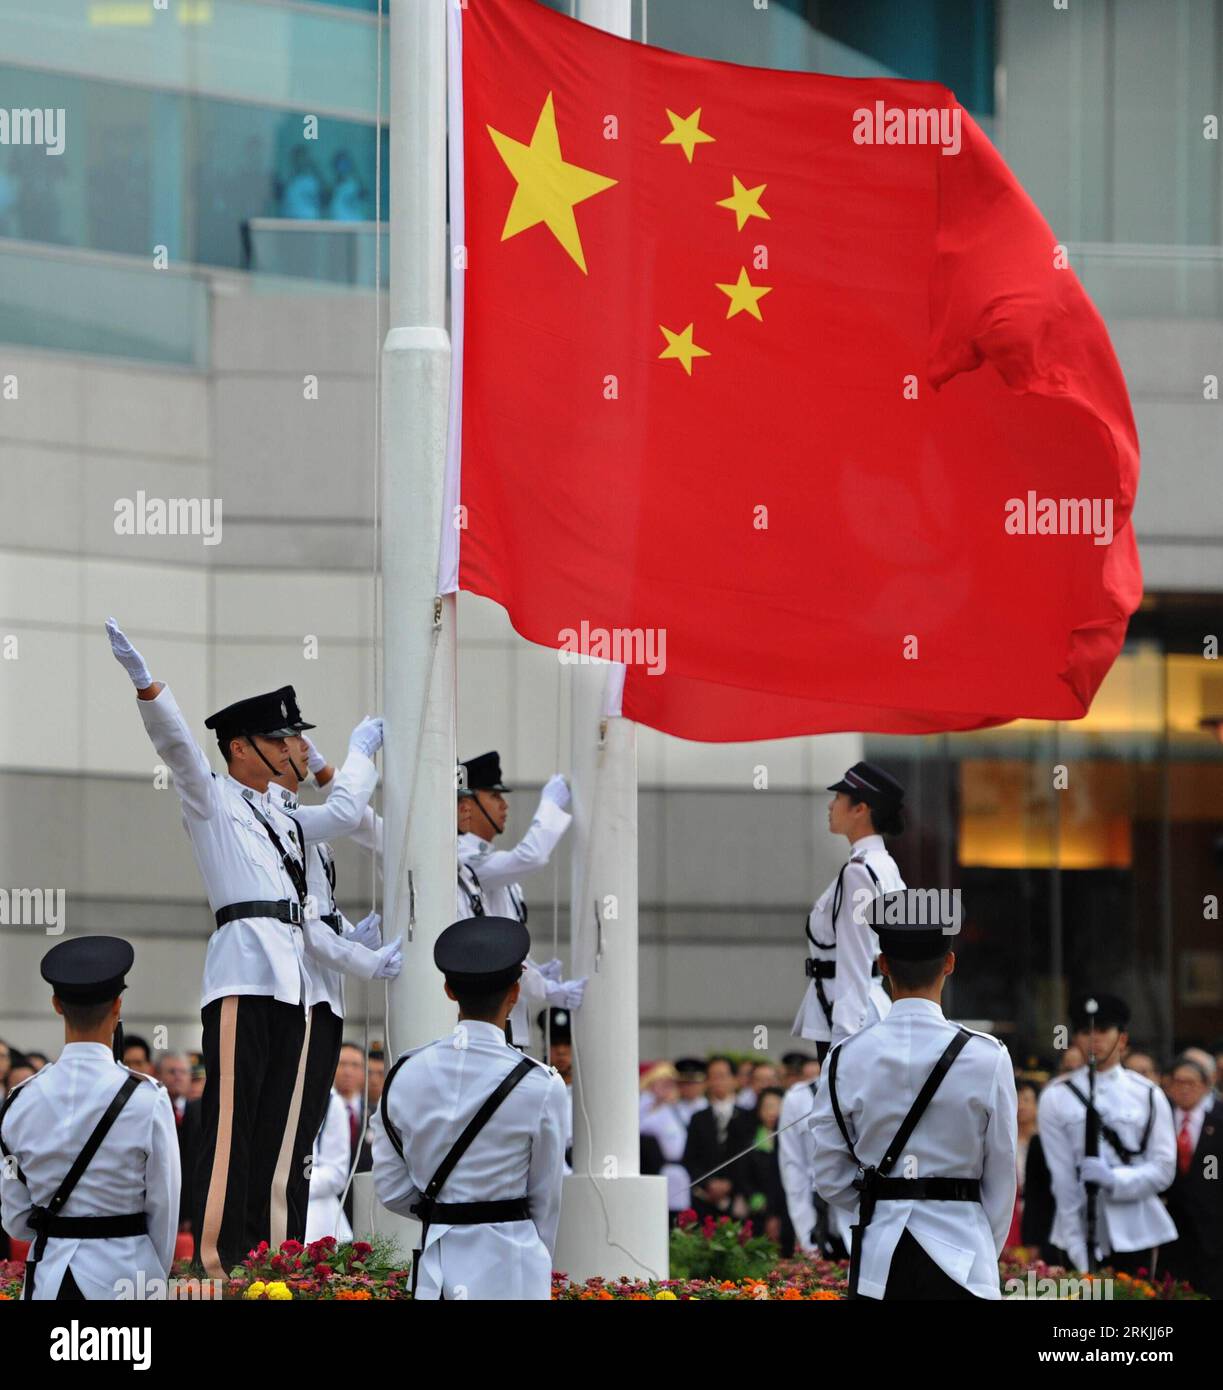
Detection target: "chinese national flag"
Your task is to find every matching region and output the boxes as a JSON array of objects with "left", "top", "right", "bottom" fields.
[{"left": 450, "top": 0, "right": 1141, "bottom": 740}]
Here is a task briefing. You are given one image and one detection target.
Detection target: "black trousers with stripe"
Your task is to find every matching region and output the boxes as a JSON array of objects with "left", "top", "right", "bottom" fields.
[
  {"left": 882, "top": 1228, "right": 984, "bottom": 1301},
  {"left": 193, "top": 995, "right": 310, "bottom": 1279},
  {"left": 287, "top": 1003, "right": 345, "bottom": 1242}
]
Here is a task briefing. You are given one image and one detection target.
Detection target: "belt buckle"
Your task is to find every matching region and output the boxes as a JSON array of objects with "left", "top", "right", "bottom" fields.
[
  {"left": 851, "top": 1164, "right": 874, "bottom": 1194},
  {"left": 288, "top": 900, "right": 302, "bottom": 925}
]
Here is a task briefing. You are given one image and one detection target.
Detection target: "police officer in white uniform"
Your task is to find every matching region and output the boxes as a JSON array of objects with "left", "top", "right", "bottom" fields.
[
  {"left": 0, "top": 937, "right": 180, "bottom": 1300},
  {"left": 1038, "top": 992, "right": 1176, "bottom": 1274},
  {"left": 267, "top": 720, "right": 396, "bottom": 1242},
  {"left": 456, "top": 752, "right": 585, "bottom": 1051},
  {"left": 105, "top": 619, "right": 399, "bottom": 1279},
  {"left": 371, "top": 916, "right": 568, "bottom": 1301},
  {"left": 794, "top": 762, "right": 906, "bottom": 1061},
  {"left": 811, "top": 904, "right": 1017, "bottom": 1299}
]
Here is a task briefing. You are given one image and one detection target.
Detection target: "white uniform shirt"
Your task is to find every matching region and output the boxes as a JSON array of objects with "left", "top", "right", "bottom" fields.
[
  {"left": 1037, "top": 1064, "right": 1177, "bottom": 1268},
  {"left": 811, "top": 998, "right": 1017, "bottom": 1300},
  {"left": 371, "top": 1020, "right": 568, "bottom": 1300},
  {"left": 306, "top": 1088, "right": 353, "bottom": 1244},
  {"left": 0, "top": 1044, "right": 180, "bottom": 1300},
  {"left": 676, "top": 1096, "right": 709, "bottom": 1127},
  {"left": 137, "top": 685, "right": 378, "bottom": 1008},
  {"left": 779, "top": 1078, "right": 854, "bottom": 1255},
  {"left": 794, "top": 834, "right": 904, "bottom": 1044},
  {"left": 270, "top": 783, "right": 385, "bottom": 1018},
  {"left": 639, "top": 1098, "right": 691, "bottom": 1211}
]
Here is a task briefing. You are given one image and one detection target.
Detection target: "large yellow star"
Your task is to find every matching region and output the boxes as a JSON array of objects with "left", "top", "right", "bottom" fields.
[
  {"left": 715, "top": 266, "right": 773, "bottom": 321},
  {"left": 661, "top": 107, "right": 715, "bottom": 163},
  {"left": 716, "top": 175, "right": 770, "bottom": 231},
  {"left": 487, "top": 92, "right": 617, "bottom": 274},
  {"left": 658, "top": 323, "right": 710, "bottom": 376}
]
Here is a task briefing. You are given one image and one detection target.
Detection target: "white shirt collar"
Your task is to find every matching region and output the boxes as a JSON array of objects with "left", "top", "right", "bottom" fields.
[
  {"left": 59, "top": 1042, "right": 116, "bottom": 1061},
  {"left": 885, "top": 997, "right": 945, "bottom": 1020},
  {"left": 849, "top": 834, "right": 885, "bottom": 860},
  {"left": 459, "top": 1019, "right": 514, "bottom": 1046}
]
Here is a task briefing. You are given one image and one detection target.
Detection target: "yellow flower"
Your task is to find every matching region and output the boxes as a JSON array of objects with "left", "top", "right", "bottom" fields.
[
  {"left": 654, "top": 1290, "right": 677, "bottom": 1300},
  {"left": 265, "top": 1281, "right": 292, "bottom": 1300},
  {"left": 243, "top": 1281, "right": 267, "bottom": 1300}
]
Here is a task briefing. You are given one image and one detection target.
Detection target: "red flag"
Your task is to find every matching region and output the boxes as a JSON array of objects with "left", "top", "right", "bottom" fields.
[{"left": 448, "top": 0, "right": 1141, "bottom": 740}]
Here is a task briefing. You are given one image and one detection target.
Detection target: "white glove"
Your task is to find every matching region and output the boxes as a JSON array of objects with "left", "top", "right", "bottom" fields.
[
  {"left": 372, "top": 934, "right": 403, "bottom": 980},
  {"left": 301, "top": 733, "right": 328, "bottom": 776},
  {"left": 349, "top": 715, "right": 384, "bottom": 760},
  {"left": 348, "top": 911, "right": 381, "bottom": 949},
  {"left": 541, "top": 773, "right": 571, "bottom": 810},
  {"left": 105, "top": 618, "right": 152, "bottom": 689},
  {"left": 1080, "top": 1156, "right": 1115, "bottom": 1190},
  {"left": 537, "top": 958, "right": 564, "bottom": 982},
  {"left": 545, "top": 977, "right": 586, "bottom": 1009}
]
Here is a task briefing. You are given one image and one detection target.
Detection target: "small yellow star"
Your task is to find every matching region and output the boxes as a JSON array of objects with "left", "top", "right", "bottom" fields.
[
  {"left": 716, "top": 266, "right": 773, "bottom": 321},
  {"left": 716, "top": 175, "right": 770, "bottom": 231},
  {"left": 658, "top": 323, "right": 710, "bottom": 376},
  {"left": 487, "top": 92, "right": 617, "bottom": 274},
  {"left": 660, "top": 107, "right": 715, "bottom": 163}
]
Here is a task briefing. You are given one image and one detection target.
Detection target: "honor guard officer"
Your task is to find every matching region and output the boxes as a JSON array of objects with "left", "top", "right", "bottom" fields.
[
  {"left": 371, "top": 917, "right": 568, "bottom": 1301},
  {"left": 268, "top": 722, "right": 402, "bottom": 1243},
  {"left": 778, "top": 1069, "right": 849, "bottom": 1258},
  {"left": 810, "top": 902, "right": 1017, "bottom": 1299},
  {"left": 0, "top": 938, "right": 180, "bottom": 1300},
  {"left": 794, "top": 762, "right": 906, "bottom": 1061},
  {"left": 105, "top": 619, "right": 397, "bottom": 1279},
  {"left": 457, "top": 751, "right": 586, "bottom": 1050},
  {"left": 1038, "top": 993, "right": 1176, "bottom": 1274}
]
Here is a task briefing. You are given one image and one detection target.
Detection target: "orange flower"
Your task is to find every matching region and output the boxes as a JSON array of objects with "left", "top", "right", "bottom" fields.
[
  {"left": 781, "top": 1287, "right": 802, "bottom": 1300},
  {"left": 809, "top": 1290, "right": 840, "bottom": 1300},
  {"left": 334, "top": 1289, "right": 373, "bottom": 1301}
]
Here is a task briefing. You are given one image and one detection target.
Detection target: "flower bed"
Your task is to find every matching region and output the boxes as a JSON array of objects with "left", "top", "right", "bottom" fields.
[{"left": 0, "top": 1239, "right": 1206, "bottom": 1301}]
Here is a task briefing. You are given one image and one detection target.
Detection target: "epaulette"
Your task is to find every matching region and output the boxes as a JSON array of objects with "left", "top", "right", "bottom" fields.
[
  {"left": 958, "top": 1025, "right": 1005, "bottom": 1050},
  {"left": 119, "top": 1065, "right": 164, "bottom": 1088}
]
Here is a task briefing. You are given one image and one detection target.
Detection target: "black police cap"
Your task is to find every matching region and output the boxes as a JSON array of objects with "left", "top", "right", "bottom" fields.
[
  {"left": 1070, "top": 992, "right": 1130, "bottom": 1032},
  {"left": 41, "top": 936, "right": 134, "bottom": 1005},
  {"left": 536, "top": 1007, "right": 573, "bottom": 1042},
  {"left": 674, "top": 1056, "right": 708, "bottom": 1079},
  {"left": 205, "top": 685, "right": 315, "bottom": 742},
  {"left": 458, "top": 751, "right": 512, "bottom": 796},
  {"left": 435, "top": 916, "right": 529, "bottom": 992},
  {"left": 827, "top": 761, "right": 904, "bottom": 810}
]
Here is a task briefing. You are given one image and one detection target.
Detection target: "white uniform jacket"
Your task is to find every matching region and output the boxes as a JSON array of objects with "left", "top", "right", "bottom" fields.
[
  {"left": 370, "top": 1020, "right": 567, "bottom": 1300},
  {"left": 1037, "top": 1064, "right": 1177, "bottom": 1269},
  {"left": 0, "top": 1044, "right": 180, "bottom": 1300},
  {"left": 779, "top": 1078, "right": 853, "bottom": 1255},
  {"left": 137, "top": 684, "right": 379, "bottom": 1008},
  {"left": 306, "top": 1088, "right": 354, "bottom": 1244},
  {"left": 793, "top": 834, "right": 904, "bottom": 1044},
  {"left": 810, "top": 998, "right": 1017, "bottom": 1300}
]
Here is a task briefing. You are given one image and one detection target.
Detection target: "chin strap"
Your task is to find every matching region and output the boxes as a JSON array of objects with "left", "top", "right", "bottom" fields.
[
  {"left": 245, "top": 733, "right": 287, "bottom": 782},
  {"left": 469, "top": 791, "right": 502, "bottom": 839},
  {"left": 285, "top": 751, "right": 306, "bottom": 783}
]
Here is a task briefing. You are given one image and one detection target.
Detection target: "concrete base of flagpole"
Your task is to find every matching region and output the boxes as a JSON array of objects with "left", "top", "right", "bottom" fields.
[{"left": 554, "top": 1174, "right": 670, "bottom": 1283}]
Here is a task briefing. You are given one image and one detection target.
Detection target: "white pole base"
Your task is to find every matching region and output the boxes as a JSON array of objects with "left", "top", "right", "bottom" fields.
[{"left": 553, "top": 1173, "right": 671, "bottom": 1284}]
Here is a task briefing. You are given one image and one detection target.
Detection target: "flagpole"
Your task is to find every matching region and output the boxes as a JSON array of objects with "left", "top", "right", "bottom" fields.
[
  {"left": 555, "top": 0, "right": 670, "bottom": 1284},
  {"left": 359, "top": 0, "right": 456, "bottom": 1243}
]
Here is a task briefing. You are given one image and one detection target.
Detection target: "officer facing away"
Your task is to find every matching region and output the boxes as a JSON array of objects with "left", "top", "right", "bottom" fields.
[{"left": 0, "top": 937, "right": 180, "bottom": 1300}]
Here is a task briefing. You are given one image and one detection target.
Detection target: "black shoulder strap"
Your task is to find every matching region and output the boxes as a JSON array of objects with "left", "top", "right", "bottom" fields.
[
  {"left": 379, "top": 1054, "right": 412, "bottom": 1161},
  {"left": 1064, "top": 1081, "right": 1146, "bottom": 1164},
  {"left": 246, "top": 799, "right": 308, "bottom": 905},
  {"left": 0, "top": 1080, "right": 32, "bottom": 1185},
  {"left": 808, "top": 859, "right": 883, "bottom": 951},
  {"left": 828, "top": 1028, "right": 973, "bottom": 1174},
  {"left": 43, "top": 1074, "right": 143, "bottom": 1219},
  {"left": 418, "top": 1057, "right": 535, "bottom": 1211},
  {"left": 458, "top": 864, "right": 485, "bottom": 916},
  {"left": 826, "top": 1044, "right": 856, "bottom": 1157}
]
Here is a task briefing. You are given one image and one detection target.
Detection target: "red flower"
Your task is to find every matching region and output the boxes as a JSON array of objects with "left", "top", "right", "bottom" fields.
[
  {"left": 351, "top": 1241, "right": 373, "bottom": 1259},
  {"left": 676, "top": 1209, "right": 697, "bottom": 1230},
  {"left": 280, "top": 1240, "right": 305, "bottom": 1256},
  {"left": 314, "top": 1263, "right": 334, "bottom": 1280}
]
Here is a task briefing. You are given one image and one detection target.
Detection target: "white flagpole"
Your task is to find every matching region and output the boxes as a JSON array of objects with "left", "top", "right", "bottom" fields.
[
  {"left": 360, "top": 0, "right": 456, "bottom": 1243},
  {"left": 555, "top": 0, "right": 670, "bottom": 1284}
]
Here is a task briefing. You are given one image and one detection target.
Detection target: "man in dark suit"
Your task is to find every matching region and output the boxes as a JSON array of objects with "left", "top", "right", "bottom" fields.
[
  {"left": 1161, "top": 1055, "right": 1222, "bottom": 1298},
  {"left": 682, "top": 1055, "right": 755, "bottom": 1219}
]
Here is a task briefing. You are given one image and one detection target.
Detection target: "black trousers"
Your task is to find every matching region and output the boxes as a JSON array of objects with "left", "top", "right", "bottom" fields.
[
  {"left": 1106, "top": 1247, "right": 1157, "bottom": 1277},
  {"left": 286, "top": 1003, "right": 345, "bottom": 1241},
  {"left": 193, "top": 995, "right": 310, "bottom": 1279},
  {"left": 882, "top": 1228, "right": 984, "bottom": 1301}
]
